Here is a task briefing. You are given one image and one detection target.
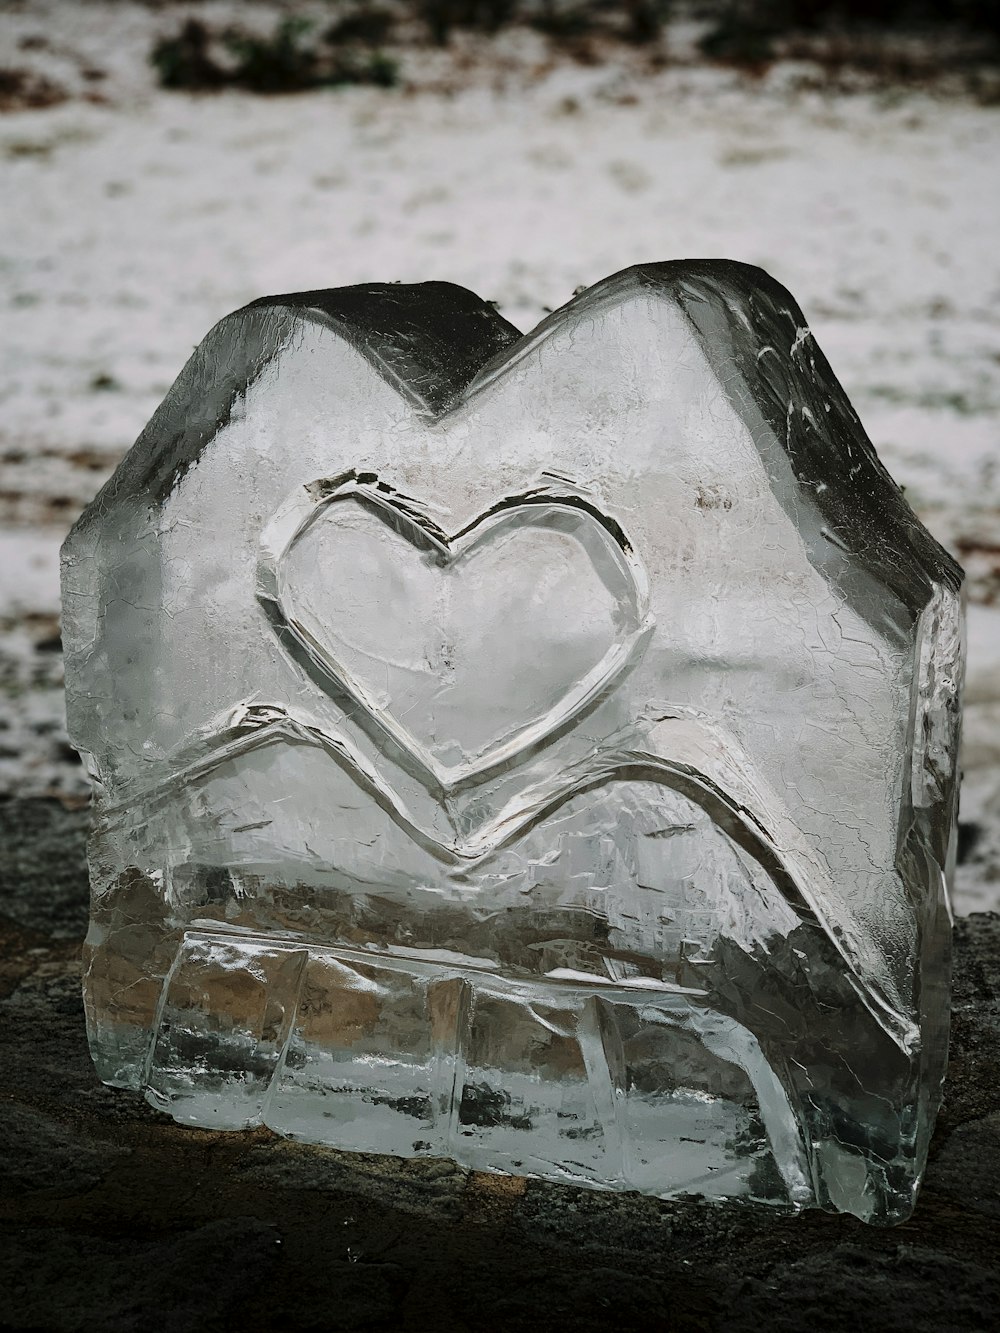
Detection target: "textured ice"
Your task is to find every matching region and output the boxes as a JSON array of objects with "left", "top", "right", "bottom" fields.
[{"left": 61, "top": 262, "right": 964, "bottom": 1223}]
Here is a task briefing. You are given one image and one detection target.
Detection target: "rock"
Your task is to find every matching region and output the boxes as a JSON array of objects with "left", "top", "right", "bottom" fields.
[
  {"left": 1, "top": 1219, "right": 283, "bottom": 1333},
  {"left": 0, "top": 796, "right": 89, "bottom": 939},
  {"left": 0, "top": 1102, "right": 130, "bottom": 1195}
]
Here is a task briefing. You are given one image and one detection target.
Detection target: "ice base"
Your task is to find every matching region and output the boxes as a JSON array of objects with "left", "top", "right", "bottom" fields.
[{"left": 94, "top": 927, "right": 804, "bottom": 1206}]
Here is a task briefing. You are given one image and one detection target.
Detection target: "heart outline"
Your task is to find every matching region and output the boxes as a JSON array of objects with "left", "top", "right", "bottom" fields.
[{"left": 257, "top": 473, "right": 652, "bottom": 792}]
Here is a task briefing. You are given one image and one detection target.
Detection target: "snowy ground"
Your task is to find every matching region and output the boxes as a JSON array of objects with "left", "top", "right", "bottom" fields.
[{"left": 2, "top": 2, "right": 999, "bottom": 909}]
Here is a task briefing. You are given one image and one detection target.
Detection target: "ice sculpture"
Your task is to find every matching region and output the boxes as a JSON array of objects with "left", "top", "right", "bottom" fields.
[{"left": 61, "top": 262, "right": 964, "bottom": 1223}]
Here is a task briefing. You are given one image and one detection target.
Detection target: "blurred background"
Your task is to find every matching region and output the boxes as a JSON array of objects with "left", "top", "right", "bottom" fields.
[{"left": 2, "top": 0, "right": 998, "bottom": 908}]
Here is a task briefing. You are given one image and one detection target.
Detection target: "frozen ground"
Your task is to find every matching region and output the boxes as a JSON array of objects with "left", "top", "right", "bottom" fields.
[{"left": 1, "top": 2, "right": 999, "bottom": 909}]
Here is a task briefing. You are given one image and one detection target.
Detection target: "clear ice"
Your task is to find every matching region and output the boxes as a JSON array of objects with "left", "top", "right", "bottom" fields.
[{"left": 61, "top": 262, "right": 964, "bottom": 1223}]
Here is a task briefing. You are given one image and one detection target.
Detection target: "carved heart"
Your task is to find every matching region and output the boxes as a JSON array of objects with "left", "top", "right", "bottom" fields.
[{"left": 259, "top": 478, "right": 649, "bottom": 788}]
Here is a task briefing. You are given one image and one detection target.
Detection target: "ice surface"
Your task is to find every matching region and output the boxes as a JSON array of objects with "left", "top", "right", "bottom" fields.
[{"left": 61, "top": 261, "right": 964, "bottom": 1223}]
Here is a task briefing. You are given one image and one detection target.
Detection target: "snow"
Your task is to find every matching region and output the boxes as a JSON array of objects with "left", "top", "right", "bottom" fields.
[{"left": 1, "top": 3, "right": 998, "bottom": 909}]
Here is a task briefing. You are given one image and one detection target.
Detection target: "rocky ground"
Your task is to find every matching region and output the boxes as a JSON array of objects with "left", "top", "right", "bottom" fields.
[
  {"left": 2, "top": 3, "right": 999, "bottom": 906},
  {"left": 1, "top": 796, "right": 999, "bottom": 1332}
]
